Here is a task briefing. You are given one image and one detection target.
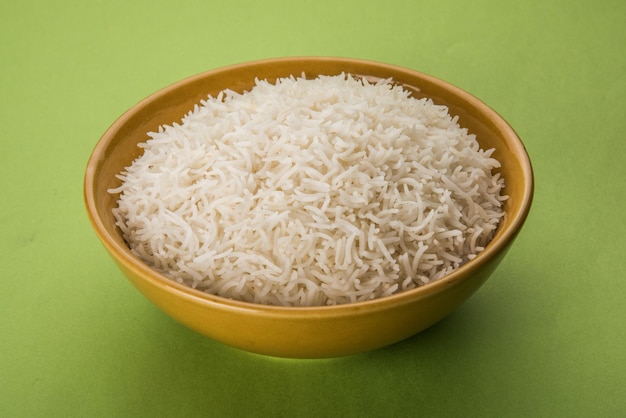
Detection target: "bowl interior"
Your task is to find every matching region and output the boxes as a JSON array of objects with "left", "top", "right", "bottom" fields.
[{"left": 85, "top": 57, "right": 533, "bottom": 310}]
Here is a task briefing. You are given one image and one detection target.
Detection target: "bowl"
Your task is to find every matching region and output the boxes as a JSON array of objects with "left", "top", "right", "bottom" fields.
[{"left": 84, "top": 57, "right": 533, "bottom": 358}]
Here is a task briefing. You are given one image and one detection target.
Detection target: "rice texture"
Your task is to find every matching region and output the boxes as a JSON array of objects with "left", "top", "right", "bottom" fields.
[{"left": 109, "top": 73, "right": 507, "bottom": 306}]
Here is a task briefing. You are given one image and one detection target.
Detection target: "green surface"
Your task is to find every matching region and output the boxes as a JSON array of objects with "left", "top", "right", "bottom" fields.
[{"left": 2, "top": 0, "right": 625, "bottom": 416}]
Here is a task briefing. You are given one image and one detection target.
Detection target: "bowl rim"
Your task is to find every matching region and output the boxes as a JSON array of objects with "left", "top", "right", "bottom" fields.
[{"left": 84, "top": 56, "right": 534, "bottom": 316}]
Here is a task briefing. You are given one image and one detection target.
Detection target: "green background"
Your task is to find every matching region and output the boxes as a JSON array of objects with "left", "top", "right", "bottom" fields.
[{"left": 2, "top": 0, "right": 625, "bottom": 416}]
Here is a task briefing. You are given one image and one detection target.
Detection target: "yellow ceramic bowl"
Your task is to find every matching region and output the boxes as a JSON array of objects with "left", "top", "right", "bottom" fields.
[{"left": 84, "top": 57, "right": 533, "bottom": 358}]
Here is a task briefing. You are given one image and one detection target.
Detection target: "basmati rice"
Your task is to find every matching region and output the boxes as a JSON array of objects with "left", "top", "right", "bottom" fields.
[{"left": 109, "top": 73, "right": 507, "bottom": 306}]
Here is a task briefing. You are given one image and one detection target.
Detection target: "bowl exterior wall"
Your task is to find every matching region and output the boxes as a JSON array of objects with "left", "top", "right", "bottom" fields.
[{"left": 113, "top": 244, "right": 510, "bottom": 358}]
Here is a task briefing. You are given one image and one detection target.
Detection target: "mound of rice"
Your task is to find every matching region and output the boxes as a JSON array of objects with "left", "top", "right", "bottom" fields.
[{"left": 110, "top": 73, "right": 506, "bottom": 306}]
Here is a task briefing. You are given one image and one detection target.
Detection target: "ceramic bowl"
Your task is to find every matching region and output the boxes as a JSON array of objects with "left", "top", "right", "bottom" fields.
[{"left": 84, "top": 57, "right": 533, "bottom": 358}]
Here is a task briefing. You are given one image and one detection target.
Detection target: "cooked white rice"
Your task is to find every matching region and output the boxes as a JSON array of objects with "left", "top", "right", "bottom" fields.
[{"left": 109, "top": 73, "right": 506, "bottom": 306}]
